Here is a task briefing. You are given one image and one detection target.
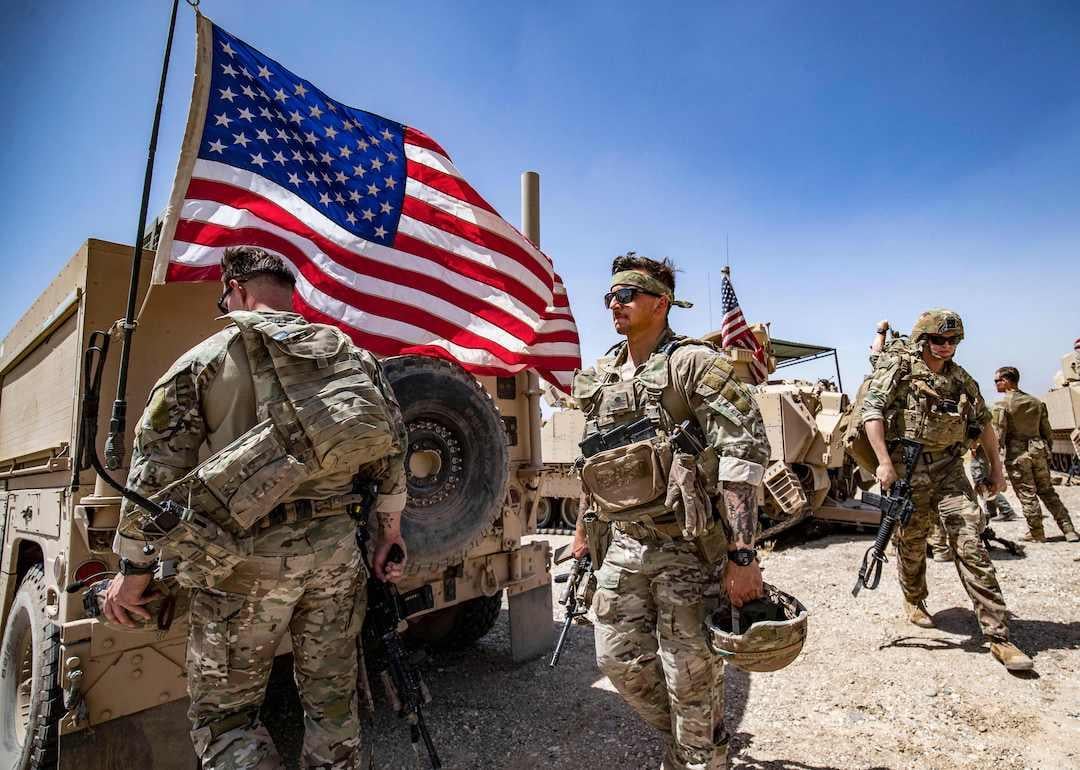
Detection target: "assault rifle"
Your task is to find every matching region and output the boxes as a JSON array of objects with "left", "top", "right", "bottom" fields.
[
  {"left": 354, "top": 522, "right": 441, "bottom": 769},
  {"left": 580, "top": 416, "right": 656, "bottom": 458},
  {"left": 852, "top": 438, "right": 923, "bottom": 597},
  {"left": 549, "top": 550, "right": 593, "bottom": 668}
]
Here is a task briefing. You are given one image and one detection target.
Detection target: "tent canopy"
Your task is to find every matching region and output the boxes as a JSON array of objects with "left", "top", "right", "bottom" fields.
[{"left": 770, "top": 338, "right": 835, "bottom": 366}]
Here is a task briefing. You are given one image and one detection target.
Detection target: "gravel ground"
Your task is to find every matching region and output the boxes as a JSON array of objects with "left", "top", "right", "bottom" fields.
[{"left": 267, "top": 483, "right": 1080, "bottom": 769}]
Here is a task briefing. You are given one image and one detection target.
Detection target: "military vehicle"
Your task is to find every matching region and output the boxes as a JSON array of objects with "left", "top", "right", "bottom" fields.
[
  {"left": 1044, "top": 346, "right": 1080, "bottom": 473},
  {"left": 534, "top": 323, "right": 877, "bottom": 537},
  {"left": 0, "top": 239, "right": 554, "bottom": 769}
]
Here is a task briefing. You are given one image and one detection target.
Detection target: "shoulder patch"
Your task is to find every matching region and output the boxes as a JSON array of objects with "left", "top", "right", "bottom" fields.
[{"left": 147, "top": 386, "right": 172, "bottom": 433}]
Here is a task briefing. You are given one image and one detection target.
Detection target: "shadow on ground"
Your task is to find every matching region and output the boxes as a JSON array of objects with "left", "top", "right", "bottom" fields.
[{"left": 264, "top": 608, "right": 752, "bottom": 769}]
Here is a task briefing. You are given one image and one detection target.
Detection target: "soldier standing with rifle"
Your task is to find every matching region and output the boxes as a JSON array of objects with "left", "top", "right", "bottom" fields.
[
  {"left": 861, "top": 309, "right": 1033, "bottom": 671},
  {"left": 100, "top": 247, "right": 409, "bottom": 769},
  {"left": 569, "top": 253, "right": 771, "bottom": 770}
]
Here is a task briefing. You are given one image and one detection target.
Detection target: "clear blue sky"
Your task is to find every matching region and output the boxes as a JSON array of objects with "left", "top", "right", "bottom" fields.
[{"left": 2, "top": 1, "right": 1077, "bottom": 397}]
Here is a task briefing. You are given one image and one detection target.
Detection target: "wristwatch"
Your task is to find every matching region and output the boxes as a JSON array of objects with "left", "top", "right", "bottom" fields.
[
  {"left": 119, "top": 558, "right": 157, "bottom": 576},
  {"left": 727, "top": 548, "right": 757, "bottom": 567}
]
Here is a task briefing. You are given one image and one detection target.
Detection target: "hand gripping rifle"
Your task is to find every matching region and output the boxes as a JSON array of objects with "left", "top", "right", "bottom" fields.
[
  {"left": 852, "top": 438, "right": 923, "bottom": 597},
  {"left": 354, "top": 522, "right": 441, "bottom": 769},
  {"left": 549, "top": 552, "right": 592, "bottom": 668}
]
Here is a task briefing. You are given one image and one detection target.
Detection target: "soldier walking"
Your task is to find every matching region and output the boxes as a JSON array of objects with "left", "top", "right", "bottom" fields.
[
  {"left": 992, "top": 366, "right": 1079, "bottom": 542},
  {"left": 101, "top": 247, "right": 408, "bottom": 769},
  {"left": 570, "top": 253, "right": 771, "bottom": 769},
  {"left": 861, "top": 309, "right": 1033, "bottom": 671}
]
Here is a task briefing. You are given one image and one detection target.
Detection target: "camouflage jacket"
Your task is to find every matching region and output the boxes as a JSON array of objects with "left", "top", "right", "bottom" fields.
[
  {"left": 992, "top": 390, "right": 1053, "bottom": 460},
  {"left": 114, "top": 311, "right": 407, "bottom": 562},
  {"left": 572, "top": 328, "right": 769, "bottom": 485},
  {"left": 860, "top": 349, "right": 990, "bottom": 453}
]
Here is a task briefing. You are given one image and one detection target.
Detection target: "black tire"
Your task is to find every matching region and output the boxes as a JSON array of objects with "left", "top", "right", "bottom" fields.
[
  {"left": 414, "top": 591, "right": 504, "bottom": 651},
  {"left": 382, "top": 356, "right": 509, "bottom": 571},
  {"left": 0, "top": 566, "right": 62, "bottom": 770},
  {"left": 559, "top": 497, "right": 580, "bottom": 530},
  {"left": 535, "top": 497, "right": 555, "bottom": 529}
]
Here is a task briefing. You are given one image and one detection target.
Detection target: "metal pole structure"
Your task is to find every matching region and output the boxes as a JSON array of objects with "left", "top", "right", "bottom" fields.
[
  {"left": 521, "top": 171, "right": 544, "bottom": 472},
  {"left": 104, "top": 0, "right": 182, "bottom": 470},
  {"left": 833, "top": 349, "right": 844, "bottom": 393}
]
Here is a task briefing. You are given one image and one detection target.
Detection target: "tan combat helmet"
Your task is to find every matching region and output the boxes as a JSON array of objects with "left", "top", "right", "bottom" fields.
[
  {"left": 910, "top": 308, "right": 964, "bottom": 344},
  {"left": 704, "top": 583, "right": 808, "bottom": 672},
  {"left": 83, "top": 575, "right": 191, "bottom": 633}
]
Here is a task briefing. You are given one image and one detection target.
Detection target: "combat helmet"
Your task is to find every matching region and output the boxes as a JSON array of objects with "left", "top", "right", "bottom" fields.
[
  {"left": 910, "top": 309, "right": 964, "bottom": 344},
  {"left": 83, "top": 574, "right": 191, "bottom": 633},
  {"left": 704, "top": 583, "right": 808, "bottom": 672}
]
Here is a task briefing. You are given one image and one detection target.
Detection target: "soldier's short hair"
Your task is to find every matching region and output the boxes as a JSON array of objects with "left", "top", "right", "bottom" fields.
[
  {"left": 220, "top": 246, "right": 296, "bottom": 288},
  {"left": 611, "top": 251, "right": 677, "bottom": 293},
  {"left": 995, "top": 366, "right": 1020, "bottom": 385}
]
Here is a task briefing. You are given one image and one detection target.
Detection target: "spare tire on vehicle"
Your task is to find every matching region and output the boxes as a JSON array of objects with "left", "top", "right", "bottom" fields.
[{"left": 382, "top": 355, "right": 509, "bottom": 572}]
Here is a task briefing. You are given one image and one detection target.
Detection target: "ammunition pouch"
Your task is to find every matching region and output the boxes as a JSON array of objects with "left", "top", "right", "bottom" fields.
[
  {"left": 897, "top": 408, "right": 966, "bottom": 451},
  {"left": 580, "top": 437, "right": 672, "bottom": 522},
  {"left": 140, "top": 502, "right": 251, "bottom": 588}
]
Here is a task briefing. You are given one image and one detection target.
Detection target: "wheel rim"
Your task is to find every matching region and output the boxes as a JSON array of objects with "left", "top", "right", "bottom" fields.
[
  {"left": 12, "top": 622, "right": 33, "bottom": 747},
  {"left": 535, "top": 497, "right": 553, "bottom": 528},
  {"left": 561, "top": 497, "right": 580, "bottom": 529}
]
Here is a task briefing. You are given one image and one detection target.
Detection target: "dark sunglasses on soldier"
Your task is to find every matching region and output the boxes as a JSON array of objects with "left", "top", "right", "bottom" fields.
[
  {"left": 603, "top": 286, "right": 657, "bottom": 308},
  {"left": 927, "top": 334, "right": 960, "bottom": 346}
]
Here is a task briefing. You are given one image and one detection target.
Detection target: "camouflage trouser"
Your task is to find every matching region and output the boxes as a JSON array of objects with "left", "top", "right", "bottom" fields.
[
  {"left": 928, "top": 494, "right": 1015, "bottom": 559},
  {"left": 187, "top": 533, "right": 365, "bottom": 770},
  {"left": 592, "top": 527, "right": 727, "bottom": 770},
  {"left": 894, "top": 456, "right": 1009, "bottom": 641},
  {"left": 1005, "top": 452, "right": 1076, "bottom": 538}
]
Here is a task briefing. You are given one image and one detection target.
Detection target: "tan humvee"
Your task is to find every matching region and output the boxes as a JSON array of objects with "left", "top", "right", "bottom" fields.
[
  {"left": 1044, "top": 348, "right": 1080, "bottom": 473},
  {"left": 0, "top": 239, "right": 553, "bottom": 769},
  {"left": 534, "top": 323, "right": 877, "bottom": 535}
]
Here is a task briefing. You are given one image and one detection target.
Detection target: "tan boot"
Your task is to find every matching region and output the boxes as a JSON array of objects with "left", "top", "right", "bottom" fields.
[
  {"left": 931, "top": 550, "right": 952, "bottom": 563},
  {"left": 1022, "top": 532, "right": 1046, "bottom": 543},
  {"left": 904, "top": 600, "right": 935, "bottom": 628},
  {"left": 990, "top": 641, "right": 1034, "bottom": 671},
  {"left": 1063, "top": 530, "right": 1079, "bottom": 543}
]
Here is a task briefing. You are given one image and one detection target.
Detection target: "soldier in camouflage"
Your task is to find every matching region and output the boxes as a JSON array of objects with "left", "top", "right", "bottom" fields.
[
  {"left": 861, "top": 309, "right": 1033, "bottom": 671},
  {"left": 992, "top": 366, "right": 1078, "bottom": 543},
  {"left": 570, "top": 253, "right": 770, "bottom": 770},
  {"left": 101, "top": 247, "right": 408, "bottom": 769}
]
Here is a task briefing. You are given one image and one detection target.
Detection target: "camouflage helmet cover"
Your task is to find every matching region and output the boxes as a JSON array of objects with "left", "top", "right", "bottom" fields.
[
  {"left": 910, "top": 309, "right": 964, "bottom": 343},
  {"left": 84, "top": 575, "right": 191, "bottom": 634},
  {"left": 704, "top": 582, "right": 808, "bottom": 672}
]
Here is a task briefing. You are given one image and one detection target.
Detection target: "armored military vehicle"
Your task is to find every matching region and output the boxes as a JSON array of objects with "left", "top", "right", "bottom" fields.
[
  {"left": 534, "top": 323, "right": 876, "bottom": 537},
  {"left": 1044, "top": 346, "right": 1080, "bottom": 472},
  {"left": 0, "top": 239, "right": 553, "bottom": 769}
]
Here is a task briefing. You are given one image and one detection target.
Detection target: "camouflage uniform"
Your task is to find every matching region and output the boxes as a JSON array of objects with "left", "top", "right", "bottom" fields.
[
  {"left": 861, "top": 351, "right": 1010, "bottom": 641},
  {"left": 928, "top": 446, "right": 1015, "bottom": 561},
  {"left": 114, "top": 311, "right": 406, "bottom": 770},
  {"left": 993, "top": 390, "right": 1077, "bottom": 539},
  {"left": 573, "top": 329, "right": 769, "bottom": 770}
]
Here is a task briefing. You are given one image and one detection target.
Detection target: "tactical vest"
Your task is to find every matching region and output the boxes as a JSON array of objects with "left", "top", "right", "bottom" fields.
[
  {"left": 887, "top": 356, "right": 975, "bottom": 452},
  {"left": 143, "top": 312, "right": 397, "bottom": 587},
  {"left": 573, "top": 335, "right": 723, "bottom": 524}
]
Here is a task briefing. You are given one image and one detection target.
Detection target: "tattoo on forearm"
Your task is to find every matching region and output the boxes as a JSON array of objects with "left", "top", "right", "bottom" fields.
[
  {"left": 723, "top": 481, "right": 757, "bottom": 547},
  {"left": 377, "top": 510, "right": 399, "bottom": 533}
]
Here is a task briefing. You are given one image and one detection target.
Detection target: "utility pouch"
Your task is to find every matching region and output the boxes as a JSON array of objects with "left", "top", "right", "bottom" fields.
[
  {"left": 580, "top": 438, "right": 672, "bottom": 520},
  {"left": 902, "top": 408, "right": 965, "bottom": 451},
  {"left": 583, "top": 512, "right": 612, "bottom": 569},
  {"left": 145, "top": 503, "right": 250, "bottom": 588},
  {"left": 694, "top": 523, "right": 729, "bottom": 565},
  {"left": 1027, "top": 438, "right": 1048, "bottom": 456}
]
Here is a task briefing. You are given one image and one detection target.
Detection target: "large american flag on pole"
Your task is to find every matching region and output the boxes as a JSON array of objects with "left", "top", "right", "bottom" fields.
[
  {"left": 719, "top": 269, "right": 769, "bottom": 384},
  {"left": 153, "top": 17, "right": 580, "bottom": 390}
]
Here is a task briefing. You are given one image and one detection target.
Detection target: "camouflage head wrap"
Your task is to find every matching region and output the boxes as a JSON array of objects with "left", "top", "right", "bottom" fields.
[
  {"left": 610, "top": 270, "right": 693, "bottom": 309},
  {"left": 910, "top": 308, "right": 964, "bottom": 344}
]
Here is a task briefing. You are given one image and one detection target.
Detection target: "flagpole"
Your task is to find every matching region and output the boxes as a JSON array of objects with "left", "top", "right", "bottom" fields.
[{"left": 104, "top": 0, "right": 183, "bottom": 470}]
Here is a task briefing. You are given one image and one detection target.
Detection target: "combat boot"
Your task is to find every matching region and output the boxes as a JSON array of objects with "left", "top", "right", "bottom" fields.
[
  {"left": 1021, "top": 532, "right": 1046, "bottom": 543},
  {"left": 904, "top": 600, "right": 935, "bottom": 628},
  {"left": 990, "top": 641, "right": 1034, "bottom": 672},
  {"left": 931, "top": 551, "right": 952, "bottom": 563},
  {"left": 1064, "top": 529, "right": 1079, "bottom": 543}
]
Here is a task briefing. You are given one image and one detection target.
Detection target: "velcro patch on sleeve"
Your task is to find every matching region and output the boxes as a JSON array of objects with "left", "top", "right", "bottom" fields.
[{"left": 694, "top": 358, "right": 734, "bottom": 399}]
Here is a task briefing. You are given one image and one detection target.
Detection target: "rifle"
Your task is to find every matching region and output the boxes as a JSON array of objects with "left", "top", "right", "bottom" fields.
[
  {"left": 980, "top": 526, "right": 1024, "bottom": 557},
  {"left": 580, "top": 416, "right": 656, "bottom": 458},
  {"left": 549, "top": 552, "right": 593, "bottom": 668},
  {"left": 852, "top": 438, "right": 923, "bottom": 597},
  {"left": 355, "top": 523, "right": 441, "bottom": 769}
]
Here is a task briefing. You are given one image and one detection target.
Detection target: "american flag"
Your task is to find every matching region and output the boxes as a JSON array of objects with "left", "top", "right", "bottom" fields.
[
  {"left": 153, "top": 18, "right": 580, "bottom": 391},
  {"left": 719, "top": 271, "right": 769, "bottom": 384}
]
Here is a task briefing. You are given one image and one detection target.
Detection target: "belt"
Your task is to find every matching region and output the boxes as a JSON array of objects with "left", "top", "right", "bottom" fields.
[
  {"left": 919, "top": 447, "right": 961, "bottom": 467},
  {"left": 614, "top": 514, "right": 685, "bottom": 542},
  {"left": 258, "top": 494, "right": 366, "bottom": 530}
]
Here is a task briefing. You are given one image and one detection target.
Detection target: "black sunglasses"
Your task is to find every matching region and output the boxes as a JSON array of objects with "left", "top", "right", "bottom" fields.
[
  {"left": 927, "top": 334, "right": 960, "bottom": 346},
  {"left": 603, "top": 286, "right": 658, "bottom": 308},
  {"left": 217, "top": 278, "right": 248, "bottom": 314}
]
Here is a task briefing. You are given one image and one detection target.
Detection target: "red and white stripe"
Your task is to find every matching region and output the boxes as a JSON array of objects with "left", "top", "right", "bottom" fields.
[
  {"left": 161, "top": 126, "right": 580, "bottom": 391},
  {"left": 720, "top": 307, "right": 769, "bottom": 384}
]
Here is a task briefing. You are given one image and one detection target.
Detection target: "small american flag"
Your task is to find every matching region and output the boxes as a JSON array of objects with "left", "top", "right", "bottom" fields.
[
  {"left": 153, "top": 18, "right": 580, "bottom": 391},
  {"left": 719, "top": 270, "right": 768, "bottom": 384}
]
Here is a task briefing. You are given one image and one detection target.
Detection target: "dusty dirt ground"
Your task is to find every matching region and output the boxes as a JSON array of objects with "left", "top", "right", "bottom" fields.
[{"left": 268, "top": 483, "right": 1080, "bottom": 769}]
